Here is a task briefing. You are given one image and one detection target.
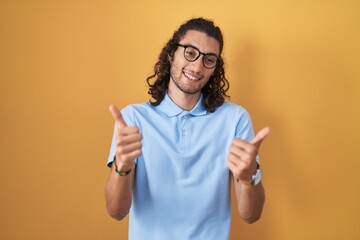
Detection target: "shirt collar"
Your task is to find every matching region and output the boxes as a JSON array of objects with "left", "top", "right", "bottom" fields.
[{"left": 156, "top": 92, "right": 207, "bottom": 117}]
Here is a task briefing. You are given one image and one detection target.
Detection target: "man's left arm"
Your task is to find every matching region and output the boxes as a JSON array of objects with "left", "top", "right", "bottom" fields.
[{"left": 226, "top": 127, "right": 270, "bottom": 224}]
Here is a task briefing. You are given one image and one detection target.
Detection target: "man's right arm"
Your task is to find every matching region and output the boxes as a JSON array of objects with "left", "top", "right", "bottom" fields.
[
  {"left": 105, "top": 105, "right": 142, "bottom": 221},
  {"left": 105, "top": 159, "right": 136, "bottom": 220}
]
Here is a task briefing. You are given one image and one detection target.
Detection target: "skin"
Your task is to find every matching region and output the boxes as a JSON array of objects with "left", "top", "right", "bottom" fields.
[
  {"left": 105, "top": 30, "right": 270, "bottom": 224},
  {"left": 168, "top": 30, "right": 220, "bottom": 110},
  {"left": 105, "top": 106, "right": 140, "bottom": 220}
]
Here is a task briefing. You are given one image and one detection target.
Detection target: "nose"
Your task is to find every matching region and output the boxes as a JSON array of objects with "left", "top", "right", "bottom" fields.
[{"left": 190, "top": 55, "right": 205, "bottom": 72}]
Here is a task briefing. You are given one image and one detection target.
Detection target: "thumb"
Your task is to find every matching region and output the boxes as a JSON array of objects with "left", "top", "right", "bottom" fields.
[
  {"left": 109, "top": 104, "right": 127, "bottom": 128},
  {"left": 250, "top": 127, "right": 271, "bottom": 147}
]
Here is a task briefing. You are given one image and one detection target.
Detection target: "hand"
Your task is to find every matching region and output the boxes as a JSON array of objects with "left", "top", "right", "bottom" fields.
[
  {"left": 227, "top": 127, "right": 271, "bottom": 183},
  {"left": 109, "top": 105, "right": 142, "bottom": 171}
]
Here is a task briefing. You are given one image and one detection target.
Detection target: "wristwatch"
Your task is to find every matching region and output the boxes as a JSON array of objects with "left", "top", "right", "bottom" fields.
[{"left": 251, "top": 164, "right": 262, "bottom": 186}]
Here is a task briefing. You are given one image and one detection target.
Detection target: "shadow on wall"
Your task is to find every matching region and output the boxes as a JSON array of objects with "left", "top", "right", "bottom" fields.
[
  {"left": 229, "top": 37, "right": 325, "bottom": 239},
  {"left": 229, "top": 40, "right": 269, "bottom": 239}
]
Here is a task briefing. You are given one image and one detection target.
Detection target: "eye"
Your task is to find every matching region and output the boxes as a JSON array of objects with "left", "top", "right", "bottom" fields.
[
  {"left": 206, "top": 58, "right": 215, "bottom": 63},
  {"left": 205, "top": 56, "right": 217, "bottom": 64},
  {"left": 184, "top": 47, "right": 197, "bottom": 60}
]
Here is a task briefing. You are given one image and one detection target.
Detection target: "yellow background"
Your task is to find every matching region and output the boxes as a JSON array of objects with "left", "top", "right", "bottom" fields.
[{"left": 1, "top": 0, "right": 359, "bottom": 239}]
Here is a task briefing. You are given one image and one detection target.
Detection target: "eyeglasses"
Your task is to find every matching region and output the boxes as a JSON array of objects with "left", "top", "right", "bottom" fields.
[{"left": 176, "top": 44, "right": 220, "bottom": 69}]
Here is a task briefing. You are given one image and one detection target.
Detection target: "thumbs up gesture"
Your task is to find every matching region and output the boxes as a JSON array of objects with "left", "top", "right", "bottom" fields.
[
  {"left": 227, "top": 127, "right": 271, "bottom": 183},
  {"left": 109, "top": 105, "right": 142, "bottom": 171}
]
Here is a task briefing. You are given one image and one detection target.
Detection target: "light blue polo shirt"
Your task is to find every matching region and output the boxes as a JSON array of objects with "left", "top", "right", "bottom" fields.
[{"left": 107, "top": 93, "right": 256, "bottom": 240}]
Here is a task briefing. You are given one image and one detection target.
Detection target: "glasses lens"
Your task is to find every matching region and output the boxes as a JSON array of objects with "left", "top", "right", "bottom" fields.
[
  {"left": 184, "top": 46, "right": 199, "bottom": 61},
  {"left": 204, "top": 55, "right": 218, "bottom": 68}
]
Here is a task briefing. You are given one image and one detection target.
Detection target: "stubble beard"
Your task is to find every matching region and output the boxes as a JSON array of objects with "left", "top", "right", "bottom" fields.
[
  {"left": 169, "top": 65, "right": 205, "bottom": 95},
  {"left": 170, "top": 75, "right": 203, "bottom": 95}
]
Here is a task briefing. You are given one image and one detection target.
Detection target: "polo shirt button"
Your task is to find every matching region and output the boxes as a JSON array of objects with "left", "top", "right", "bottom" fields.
[
  {"left": 183, "top": 114, "right": 189, "bottom": 119},
  {"left": 182, "top": 131, "right": 187, "bottom": 136}
]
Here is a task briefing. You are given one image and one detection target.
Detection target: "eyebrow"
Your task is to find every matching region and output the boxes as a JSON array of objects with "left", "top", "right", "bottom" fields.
[{"left": 180, "top": 43, "right": 219, "bottom": 57}]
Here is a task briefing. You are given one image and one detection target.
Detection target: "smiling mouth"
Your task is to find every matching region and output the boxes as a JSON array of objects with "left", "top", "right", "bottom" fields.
[{"left": 183, "top": 71, "right": 201, "bottom": 81}]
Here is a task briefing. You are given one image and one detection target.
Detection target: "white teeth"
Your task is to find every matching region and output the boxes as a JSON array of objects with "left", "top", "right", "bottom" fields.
[{"left": 184, "top": 72, "right": 201, "bottom": 80}]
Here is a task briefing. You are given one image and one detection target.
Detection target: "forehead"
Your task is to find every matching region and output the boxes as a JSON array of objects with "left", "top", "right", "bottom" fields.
[{"left": 179, "top": 30, "right": 220, "bottom": 55}]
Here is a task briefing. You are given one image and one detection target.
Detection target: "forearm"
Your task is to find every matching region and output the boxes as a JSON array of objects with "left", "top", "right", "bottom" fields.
[
  {"left": 105, "top": 162, "right": 135, "bottom": 221},
  {"left": 234, "top": 179, "right": 265, "bottom": 224}
]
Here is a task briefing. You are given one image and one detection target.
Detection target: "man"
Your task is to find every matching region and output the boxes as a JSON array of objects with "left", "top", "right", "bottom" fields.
[{"left": 105, "top": 17, "right": 270, "bottom": 240}]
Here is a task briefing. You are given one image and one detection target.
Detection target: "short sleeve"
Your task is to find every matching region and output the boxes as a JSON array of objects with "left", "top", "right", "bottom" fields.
[{"left": 234, "top": 108, "right": 260, "bottom": 163}]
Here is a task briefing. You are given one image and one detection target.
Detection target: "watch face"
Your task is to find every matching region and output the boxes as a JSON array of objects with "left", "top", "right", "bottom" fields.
[{"left": 252, "top": 169, "right": 262, "bottom": 186}]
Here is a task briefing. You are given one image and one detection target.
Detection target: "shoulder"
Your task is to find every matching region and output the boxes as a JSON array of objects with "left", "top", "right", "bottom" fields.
[
  {"left": 122, "top": 102, "right": 152, "bottom": 114},
  {"left": 205, "top": 101, "right": 252, "bottom": 130},
  {"left": 215, "top": 101, "right": 250, "bottom": 118},
  {"left": 220, "top": 102, "right": 255, "bottom": 140},
  {"left": 120, "top": 102, "right": 153, "bottom": 125}
]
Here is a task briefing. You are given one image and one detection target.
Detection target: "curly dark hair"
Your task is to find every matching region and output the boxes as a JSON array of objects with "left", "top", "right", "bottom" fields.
[{"left": 146, "top": 17, "right": 230, "bottom": 113}]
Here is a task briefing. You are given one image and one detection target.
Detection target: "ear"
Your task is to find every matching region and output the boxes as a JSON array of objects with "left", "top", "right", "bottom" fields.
[{"left": 167, "top": 54, "right": 172, "bottom": 63}]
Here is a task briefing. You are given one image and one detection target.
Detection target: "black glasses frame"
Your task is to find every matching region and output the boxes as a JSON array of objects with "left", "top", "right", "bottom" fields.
[{"left": 176, "top": 44, "right": 221, "bottom": 69}]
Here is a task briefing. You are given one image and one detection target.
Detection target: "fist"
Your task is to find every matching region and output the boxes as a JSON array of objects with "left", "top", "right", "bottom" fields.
[
  {"left": 109, "top": 105, "right": 142, "bottom": 170},
  {"left": 226, "top": 127, "right": 270, "bottom": 183}
]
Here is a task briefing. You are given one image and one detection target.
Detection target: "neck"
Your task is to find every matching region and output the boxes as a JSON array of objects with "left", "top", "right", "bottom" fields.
[{"left": 167, "top": 88, "right": 201, "bottom": 111}]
